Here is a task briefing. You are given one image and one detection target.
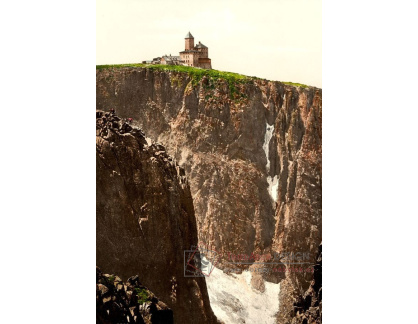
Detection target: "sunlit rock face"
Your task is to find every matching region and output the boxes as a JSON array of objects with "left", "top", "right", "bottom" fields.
[{"left": 97, "top": 67, "right": 322, "bottom": 323}]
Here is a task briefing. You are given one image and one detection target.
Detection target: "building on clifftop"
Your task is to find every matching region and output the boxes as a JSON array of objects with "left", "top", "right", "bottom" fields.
[
  {"left": 161, "top": 55, "right": 182, "bottom": 65},
  {"left": 143, "top": 32, "right": 212, "bottom": 69},
  {"left": 179, "top": 32, "right": 212, "bottom": 69}
]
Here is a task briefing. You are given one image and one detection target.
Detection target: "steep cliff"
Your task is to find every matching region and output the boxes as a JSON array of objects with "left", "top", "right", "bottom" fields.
[
  {"left": 96, "top": 110, "right": 217, "bottom": 323},
  {"left": 96, "top": 65, "right": 322, "bottom": 323}
]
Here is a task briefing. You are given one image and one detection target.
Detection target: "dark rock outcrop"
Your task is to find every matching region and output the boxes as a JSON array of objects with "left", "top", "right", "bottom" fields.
[
  {"left": 96, "top": 67, "right": 322, "bottom": 323},
  {"left": 96, "top": 266, "right": 173, "bottom": 324},
  {"left": 291, "top": 244, "right": 322, "bottom": 324},
  {"left": 96, "top": 111, "right": 217, "bottom": 323}
]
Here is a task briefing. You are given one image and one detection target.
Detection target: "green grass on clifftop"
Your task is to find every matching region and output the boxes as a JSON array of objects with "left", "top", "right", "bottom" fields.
[
  {"left": 96, "top": 63, "right": 311, "bottom": 89},
  {"left": 281, "top": 81, "right": 309, "bottom": 88},
  {"left": 97, "top": 63, "right": 249, "bottom": 84}
]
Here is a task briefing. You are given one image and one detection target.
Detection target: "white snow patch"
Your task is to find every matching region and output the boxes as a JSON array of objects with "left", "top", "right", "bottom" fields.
[
  {"left": 263, "top": 123, "right": 274, "bottom": 172},
  {"left": 263, "top": 122, "right": 278, "bottom": 202},
  {"left": 204, "top": 257, "right": 280, "bottom": 324},
  {"left": 267, "top": 175, "right": 278, "bottom": 202}
]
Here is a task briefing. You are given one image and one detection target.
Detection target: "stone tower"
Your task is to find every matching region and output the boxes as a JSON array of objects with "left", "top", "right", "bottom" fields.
[
  {"left": 185, "top": 31, "right": 194, "bottom": 50},
  {"left": 180, "top": 32, "right": 212, "bottom": 69}
]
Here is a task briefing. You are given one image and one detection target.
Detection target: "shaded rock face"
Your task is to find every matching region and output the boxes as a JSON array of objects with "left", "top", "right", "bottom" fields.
[
  {"left": 96, "top": 266, "right": 173, "bottom": 324},
  {"left": 97, "top": 67, "right": 322, "bottom": 323},
  {"left": 96, "top": 111, "right": 217, "bottom": 324},
  {"left": 291, "top": 244, "right": 322, "bottom": 324}
]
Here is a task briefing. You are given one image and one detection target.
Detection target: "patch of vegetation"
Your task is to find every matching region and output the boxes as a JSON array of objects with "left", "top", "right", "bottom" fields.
[
  {"left": 170, "top": 73, "right": 183, "bottom": 88},
  {"left": 96, "top": 63, "right": 147, "bottom": 70},
  {"left": 108, "top": 275, "right": 115, "bottom": 283},
  {"left": 134, "top": 287, "right": 150, "bottom": 304},
  {"left": 282, "top": 81, "right": 309, "bottom": 88}
]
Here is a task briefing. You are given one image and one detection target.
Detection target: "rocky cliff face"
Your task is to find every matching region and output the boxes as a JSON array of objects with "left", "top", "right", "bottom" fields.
[
  {"left": 96, "top": 111, "right": 217, "bottom": 323},
  {"left": 97, "top": 67, "right": 322, "bottom": 323}
]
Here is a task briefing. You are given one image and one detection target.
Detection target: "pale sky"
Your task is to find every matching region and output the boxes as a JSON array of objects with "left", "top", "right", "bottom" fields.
[{"left": 97, "top": 0, "right": 322, "bottom": 87}]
